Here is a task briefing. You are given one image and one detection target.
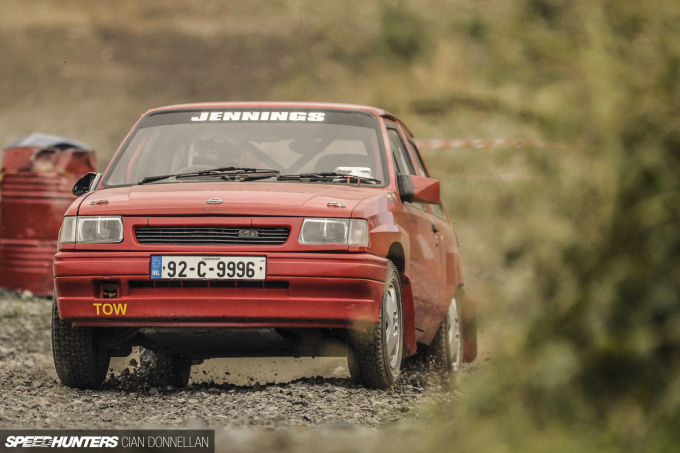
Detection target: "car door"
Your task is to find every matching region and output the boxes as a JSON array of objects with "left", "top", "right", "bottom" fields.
[
  {"left": 406, "top": 137, "right": 462, "bottom": 325},
  {"left": 386, "top": 125, "right": 443, "bottom": 336}
]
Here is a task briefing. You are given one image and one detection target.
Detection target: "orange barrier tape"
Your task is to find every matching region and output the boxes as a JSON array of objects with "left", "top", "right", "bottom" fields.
[
  {"left": 440, "top": 173, "right": 544, "bottom": 182},
  {"left": 416, "top": 139, "right": 571, "bottom": 150}
]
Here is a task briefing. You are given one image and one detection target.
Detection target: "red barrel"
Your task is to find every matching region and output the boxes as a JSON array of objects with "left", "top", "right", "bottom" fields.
[{"left": 0, "top": 134, "right": 95, "bottom": 296}]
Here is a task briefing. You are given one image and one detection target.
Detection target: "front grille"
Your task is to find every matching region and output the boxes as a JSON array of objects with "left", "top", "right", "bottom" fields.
[{"left": 136, "top": 227, "right": 290, "bottom": 245}]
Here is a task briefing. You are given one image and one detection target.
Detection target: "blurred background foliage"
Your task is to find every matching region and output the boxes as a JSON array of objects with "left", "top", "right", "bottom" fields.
[
  {"left": 436, "top": 1, "right": 680, "bottom": 451},
  {"left": 1, "top": 0, "right": 679, "bottom": 450}
]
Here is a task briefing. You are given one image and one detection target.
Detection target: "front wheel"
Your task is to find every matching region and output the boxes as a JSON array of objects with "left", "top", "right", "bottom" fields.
[
  {"left": 348, "top": 261, "right": 403, "bottom": 389},
  {"left": 52, "top": 297, "right": 110, "bottom": 389}
]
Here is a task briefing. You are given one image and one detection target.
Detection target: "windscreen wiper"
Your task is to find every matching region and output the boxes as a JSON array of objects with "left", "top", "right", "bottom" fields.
[
  {"left": 138, "top": 167, "right": 280, "bottom": 185},
  {"left": 277, "top": 172, "right": 382, "bottom": 185}
]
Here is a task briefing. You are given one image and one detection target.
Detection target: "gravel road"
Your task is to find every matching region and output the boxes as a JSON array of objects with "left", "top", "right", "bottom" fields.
[{"left": 0, "top": 290, "right": 469, "bottom": 452}]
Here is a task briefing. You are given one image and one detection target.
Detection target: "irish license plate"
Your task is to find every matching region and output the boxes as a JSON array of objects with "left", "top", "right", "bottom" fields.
[{"left": 150, "top": 256, "right": 266, "bottom": 280}]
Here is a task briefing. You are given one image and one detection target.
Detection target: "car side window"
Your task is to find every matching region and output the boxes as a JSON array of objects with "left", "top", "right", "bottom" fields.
[
  {"left": 407, "top": 138, "right": 429, "bottom": 177},
  {"left": 387, "top": 127, "right": 430, "bottom": 210},
  {"left": 387, "top": 128, "right": 416, "bottom": 176},
  {"left": 407, "top": 138, "right": 448, "bottom": 220}
]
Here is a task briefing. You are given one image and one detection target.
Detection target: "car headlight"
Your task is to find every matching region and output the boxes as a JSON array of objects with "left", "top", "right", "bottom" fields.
[
  {"left": 58, "top": 217, "right": 77, "bottom": 243},
  {"left": 347, "top": 219, "right": 369, "bottom": 246},
  {"left": 299, "top": 218, "right": 369, "bottom": 246},
  {"left": 59, "top": 216, "right": 124, "bottom": 244}
]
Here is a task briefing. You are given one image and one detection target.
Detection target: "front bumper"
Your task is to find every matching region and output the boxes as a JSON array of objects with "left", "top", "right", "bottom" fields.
[{"left": 54, "top": 252, "right": 388, "bottom": 328}]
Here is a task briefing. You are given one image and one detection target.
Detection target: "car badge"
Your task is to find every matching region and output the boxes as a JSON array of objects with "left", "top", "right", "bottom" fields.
[
  {"left": 89, "top": 199, "right": 109, "bottom": 206},
  {"left": 327, "top": 202, "right": 346, "bottom": 208},
  {"left": 206, "top": 198, "right": 223, "bottom": 205},
  {"left": 238, "top": 229, "right": 259, "bottom": 238}
]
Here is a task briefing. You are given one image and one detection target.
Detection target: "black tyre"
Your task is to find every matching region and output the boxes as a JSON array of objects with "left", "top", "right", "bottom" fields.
[
  {"left": 426, "top": 292, "right": 463, "bottom": 378},
  {"left": 348, "top": 261, "right": 403, "bottom": 389},
  {"left": 346, "top": 344, "right": 363, "bottom": 385},
  {"left": 51, "top": 296, "right": 110, "bottom": 389},
  {"left": 140, "top": 348, "right": 192, "bottom": 388}
]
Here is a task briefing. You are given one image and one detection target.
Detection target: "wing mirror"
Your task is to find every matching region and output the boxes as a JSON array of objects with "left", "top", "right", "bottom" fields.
[
  {"left": 72, "top": 172, "right": 102, "bottom": 196},
  {"left": 397, "top": 174, "right": 440, "bottom": 204}
]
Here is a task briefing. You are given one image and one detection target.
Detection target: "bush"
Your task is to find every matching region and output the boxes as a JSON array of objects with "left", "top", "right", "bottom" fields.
[
  {"left": 379, "top": 1, "right": 428, "bottom": 61},
  {"left": 442, "top": 1, "right": 680, "bottom": 450}
]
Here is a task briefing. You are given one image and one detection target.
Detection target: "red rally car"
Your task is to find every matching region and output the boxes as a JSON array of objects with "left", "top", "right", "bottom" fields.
[{"left": 52, "top": 102, "right": 477, "bottom": 390}]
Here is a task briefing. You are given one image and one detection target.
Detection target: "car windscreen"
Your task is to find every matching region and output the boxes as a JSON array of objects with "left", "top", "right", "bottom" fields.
[{"left": 103, "top": 109, "right": 387, "bottom": 187}]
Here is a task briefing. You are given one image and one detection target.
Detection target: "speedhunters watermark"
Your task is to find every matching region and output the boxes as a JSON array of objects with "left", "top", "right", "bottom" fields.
[{"left": 0, "top": 430, "right": 214, "bottom": 452}]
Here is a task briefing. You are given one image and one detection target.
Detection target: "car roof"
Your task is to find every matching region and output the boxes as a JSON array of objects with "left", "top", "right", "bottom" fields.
[{"left": 143, "top": 102, "right": 413, "bottom": 137}]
